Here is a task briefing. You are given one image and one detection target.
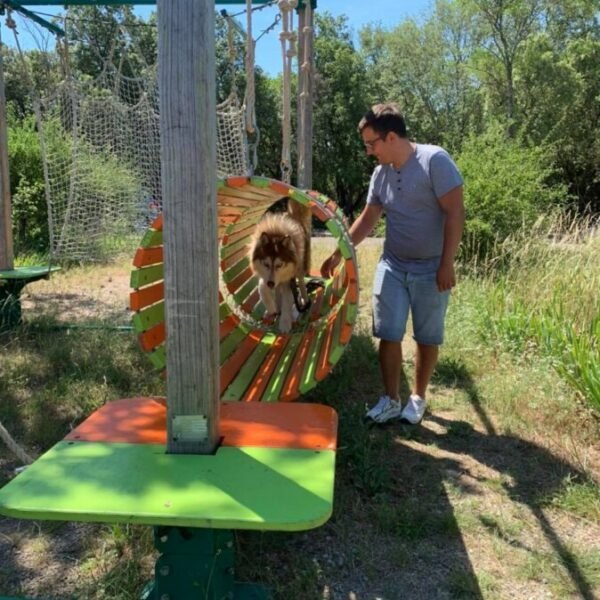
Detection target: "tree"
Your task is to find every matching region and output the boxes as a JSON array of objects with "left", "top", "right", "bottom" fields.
[
  {"left": 461, "top": 0, "right": 544, "bottom": 134},
  {"left": 312, "top": 13, "right": 372, "bottom": 219},
  {"left": 3, "top": 48, "right": 62, "bottom": 119},
  {"left": 359, "top": 1, "right": 483, "bottom": 153},
  {"left": 66, "top": 6, "right": 156, "bottom": 82},
  {"left": 457, "top": 124, "right": 568, "bottom": 256}
]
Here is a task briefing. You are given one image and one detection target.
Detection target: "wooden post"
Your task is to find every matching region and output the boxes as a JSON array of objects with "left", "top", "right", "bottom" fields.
[
  {"left": 296, "top": 0, "right": 314, "bottom": 189},
  {"left": 0, "top": 37, "right": 14, "bottom": 271},
  {"left": 158, "top": 0, "right": 219, "bottom": 454}
]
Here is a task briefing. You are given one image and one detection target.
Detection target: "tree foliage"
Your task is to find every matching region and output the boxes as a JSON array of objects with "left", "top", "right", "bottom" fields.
[
  {"left": 3, "top": 1, "right": 599, "bottom": 257},
  {"left": 312, "top": 13, "right": 372, "bottom": 219}
]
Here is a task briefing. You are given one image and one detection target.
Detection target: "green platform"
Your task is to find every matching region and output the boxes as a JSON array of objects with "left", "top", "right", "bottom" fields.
[
  {"left": 0, "top": 397, "right": 337, "bottom": 598},
  {"left": 0, "top": 441, "right": 334, "bottom": 531},
  {"left": 0, "top": 265, "right": 61, "bottom": 330}
]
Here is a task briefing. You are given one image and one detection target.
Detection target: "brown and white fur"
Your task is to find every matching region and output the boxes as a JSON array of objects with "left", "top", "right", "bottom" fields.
[{"left": 250, "top": 203, "right": 311, "bottom": 333}]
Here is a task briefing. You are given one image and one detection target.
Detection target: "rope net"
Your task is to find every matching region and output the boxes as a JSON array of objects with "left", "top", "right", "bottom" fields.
[{"left": 36, "top": 54, "right": 250, "bottom": 263}]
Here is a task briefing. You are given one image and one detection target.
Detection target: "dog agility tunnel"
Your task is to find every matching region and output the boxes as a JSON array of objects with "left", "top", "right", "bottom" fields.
[{"left": 130, "top": 176, "right": 359, "bottom": 402}]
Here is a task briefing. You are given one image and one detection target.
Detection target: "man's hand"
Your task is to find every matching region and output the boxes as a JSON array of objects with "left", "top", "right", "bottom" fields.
[
  {"left": 436, "top": 261, "right": 456, "bottom": 292},
  {"left": 320, "top": 251, "right": 342, "bottom": 278}
]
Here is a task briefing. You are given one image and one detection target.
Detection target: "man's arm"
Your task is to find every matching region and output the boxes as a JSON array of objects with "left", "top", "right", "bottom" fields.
[
  {"left": 320, "top": 204, "right": 383, "bottom": 278},
  {"left": 437, "top": 185, "right": 465, "bottom": 291}
]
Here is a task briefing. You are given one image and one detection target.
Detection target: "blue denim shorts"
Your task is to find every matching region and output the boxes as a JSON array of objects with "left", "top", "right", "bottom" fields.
[{"left": 372, "top": 258, "right": 450, "bottom": 345}]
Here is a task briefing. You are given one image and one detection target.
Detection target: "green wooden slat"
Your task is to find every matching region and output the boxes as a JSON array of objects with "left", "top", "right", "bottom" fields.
[
  {"left": 232, "top": 277, "right": 257, "bottom": 306},
  {"left": 221, "top": 205, "right": 272, "bottom": 229},
  {"left": 220, "top": 235, "right": 252, "bottom": 260},
  {"left": 220, "top": 325, "right": 251, "bottom": 364},
  {"left": 325, "top": 218, "right": 342, "bottom": 239},
  {"left": 328, "top": 310, "right": 346, "bottom": 366},
  {"left": 319, "top": 281, "right": 334, "bottom": 317},
  {"left": 149, "top": 345, "right": 166, "bottom": 370},
  {"left": 130, "top": 264, "right": 164, "bottom": 288},
  {"left": 249, "top": 176, "right": 271, "bottom": 188},
  {"left": 250, "top": 300, "right": 266, "bottom": 321},
  {"left": 222, "top": 334, "right": 277, "bottom": 401},
  {"left": 299, "top": 328, "right": 325, "bottom": 394},
  {"left": 0, "top": 441, "right": 334, "bottom": 532},
  {"left": 132, "top": 302, "right": 164, "bottom": 332},
  {"left": 289, "top": 189, "right": 311, "bottom": 206},
  {"left": 219, "top": 301, "right": 233, "bottom": 320},
  {"left": 261, "top": 333, "right": 302, "bottom": 402},
  {"left": 337, "top": 234, "right": 353, "bottom": 259},
  {"left": 140, "top": 228, "right": 163, "bottom": 249},
  {"left": 346, "top": 303, "right": 358, "bottom": 324},
  {"left": 222, "top": 256, "right": 250, "bottom": 283}
]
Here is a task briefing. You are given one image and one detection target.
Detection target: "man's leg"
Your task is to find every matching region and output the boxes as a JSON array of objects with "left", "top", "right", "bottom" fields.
[
  {"left": 379, "top": 339, "right": 403, "bottom": 400},
  {"left": 402, "top": 272, "right": 450, "bottom": 423},
  {"left": 414, "top": 343, "right": 439, "bottom": 399}
]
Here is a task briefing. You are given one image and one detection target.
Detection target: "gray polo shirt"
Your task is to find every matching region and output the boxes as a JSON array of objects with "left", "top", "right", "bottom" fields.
[{"left": 366, "top": 143, "right": 463, "bottom": 273}]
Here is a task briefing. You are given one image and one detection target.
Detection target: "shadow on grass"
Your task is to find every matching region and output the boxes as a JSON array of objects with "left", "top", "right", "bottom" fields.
[
  {"left": 298, "top": 334, "right": 486, "bottom": 598},
  {"left": 429, "top": 356, "right": 596, "bottom": 600}
]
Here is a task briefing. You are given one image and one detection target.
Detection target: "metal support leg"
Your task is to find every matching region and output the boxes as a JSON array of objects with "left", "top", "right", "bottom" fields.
[
  {"left": 0, "top": 279, "right": 26, "bottom": 331},
  {"left": 141, "top": 526, "right": 270, "bottom": 600}
]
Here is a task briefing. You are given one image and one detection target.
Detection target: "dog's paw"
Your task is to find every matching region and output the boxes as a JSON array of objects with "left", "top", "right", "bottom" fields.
[{"left": 278, "top": 315, "right": 292, "bottom": 333}]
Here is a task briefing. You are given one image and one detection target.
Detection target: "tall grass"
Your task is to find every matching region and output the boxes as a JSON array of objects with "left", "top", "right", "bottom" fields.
[{"left": 463, "top": 214, "right": 599, "bottom": 411}]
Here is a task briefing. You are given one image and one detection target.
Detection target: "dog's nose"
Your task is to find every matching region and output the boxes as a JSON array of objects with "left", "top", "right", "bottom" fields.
[{"left": 267, "top": 281, "right": 275, "bottom": 288}]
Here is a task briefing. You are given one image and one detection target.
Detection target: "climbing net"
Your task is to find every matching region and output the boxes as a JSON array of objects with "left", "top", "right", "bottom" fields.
[{"left": 6, "top": 9, "right": 253, "bottom": 263}]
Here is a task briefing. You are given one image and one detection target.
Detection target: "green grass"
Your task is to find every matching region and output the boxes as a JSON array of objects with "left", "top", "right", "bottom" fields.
[{"left": 0, "top": 218, "right": 599, "bottom": 599}]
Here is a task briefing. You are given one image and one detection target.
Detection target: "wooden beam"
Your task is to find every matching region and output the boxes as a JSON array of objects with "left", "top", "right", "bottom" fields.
[
  {"left": 158, "top": 0, "right": 219, "bottom": 454},
  {"left": 0, "top": 39, "right": 14, "bottom": 271}
]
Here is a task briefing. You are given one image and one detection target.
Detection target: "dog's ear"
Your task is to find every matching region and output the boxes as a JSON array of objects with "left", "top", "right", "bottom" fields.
[
  {"left": 260, "top": 232, "right": 270, "bottom": 246},
  {"left": 281, "top": 235, "right": 294, "bottom": 250}
]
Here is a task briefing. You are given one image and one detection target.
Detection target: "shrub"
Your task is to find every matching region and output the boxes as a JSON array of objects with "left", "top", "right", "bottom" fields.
[{"left": 457, "top": 124, "right": 568, "bottom": 259}]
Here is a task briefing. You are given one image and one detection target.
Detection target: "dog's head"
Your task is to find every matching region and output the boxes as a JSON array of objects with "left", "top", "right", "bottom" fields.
[{"left": 251, "top": 232, "right": 297, "bottom": 288}]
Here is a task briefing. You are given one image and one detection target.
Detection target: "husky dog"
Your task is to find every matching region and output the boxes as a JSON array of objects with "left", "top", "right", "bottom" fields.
[{"left": 250, "top": 203, "right": 311, "bottom": 333}]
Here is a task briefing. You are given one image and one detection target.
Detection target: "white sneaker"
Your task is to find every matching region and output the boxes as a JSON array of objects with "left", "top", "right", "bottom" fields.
[
  {"left": 401, "top": 394, "right": 426, "bottom": 424},
  {"left": 365, "top": 395, "right": 403, "bottom": 423}
]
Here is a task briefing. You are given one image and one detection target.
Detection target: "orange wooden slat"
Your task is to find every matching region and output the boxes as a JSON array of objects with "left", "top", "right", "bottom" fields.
[
  {"left": 217, "top": 195, "right": 258, "bottom": 208},
  {"left": 133, "top": 247, "right": 163, "bottom": 268},
  {"left": 220, "top": 315, "right": 240, "bottom": 340},
  {"left": 345, "top": 259, "right": 359, "bottom": 303},
  {"left": 310, "top": 203, "right": 331, "bottom": 223},
  {"left": 309, "top": 287, "right": 325, "bottom": 321},
  {"left": 340, "top": 303, "right": 353, "bottom": 345},
  {"left": 218, "top": 215, "right": 239, "bottom": 226},
  {"left": 269, "top": 181, "right": 292, "bottom": 196},
  {"left": 226, "top": 267, "right": 253, "bottom": 295},
  {"left": 225, "top": 176, "right": 250, "bottom": 188},
  {"left": 220, "top": 245, "right": 250, "bottom": 272},
  {"left": 222, "top": 223, "right": 255, "bottom": 245},
  {"left": 280, "top": 329, "right": 315, "bottom": 402},
  {"left": 220, "top": 331, "right": 265, "bottom": 394},
  {"left": 130, "top": 282, "right": 164, "bottom": 311},
  {"left": 316, "top": 313, "right": 339, "bottom": 382},
  {"left": 241, "top": 289, "right": 260, "bottom": 315},
  {"left": 218, "top": 206, "right": 244, "bottom": 218},
  {"left": 138, "top": 322, "right": 165, "bottom": 351},
  {"left": 241, "top": 336, "right": 288, "bottom": 402},
  {"left": 151, "top": 214, "right": 163, "bottom": 231}
]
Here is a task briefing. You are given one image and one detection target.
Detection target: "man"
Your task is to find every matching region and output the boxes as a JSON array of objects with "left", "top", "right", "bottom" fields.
[{"left": 320, "top": 103, "right": 464, "bottom": 424}]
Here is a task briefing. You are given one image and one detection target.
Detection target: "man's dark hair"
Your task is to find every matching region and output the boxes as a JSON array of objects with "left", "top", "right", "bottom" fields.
[{"left": 358, "top": 103, "right": 408, "bottom": 138}]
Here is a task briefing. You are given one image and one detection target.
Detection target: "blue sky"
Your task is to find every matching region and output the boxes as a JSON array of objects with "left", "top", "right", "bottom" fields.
[{"left": 0, "top": 1, "right": 433, "bottom": 76}]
